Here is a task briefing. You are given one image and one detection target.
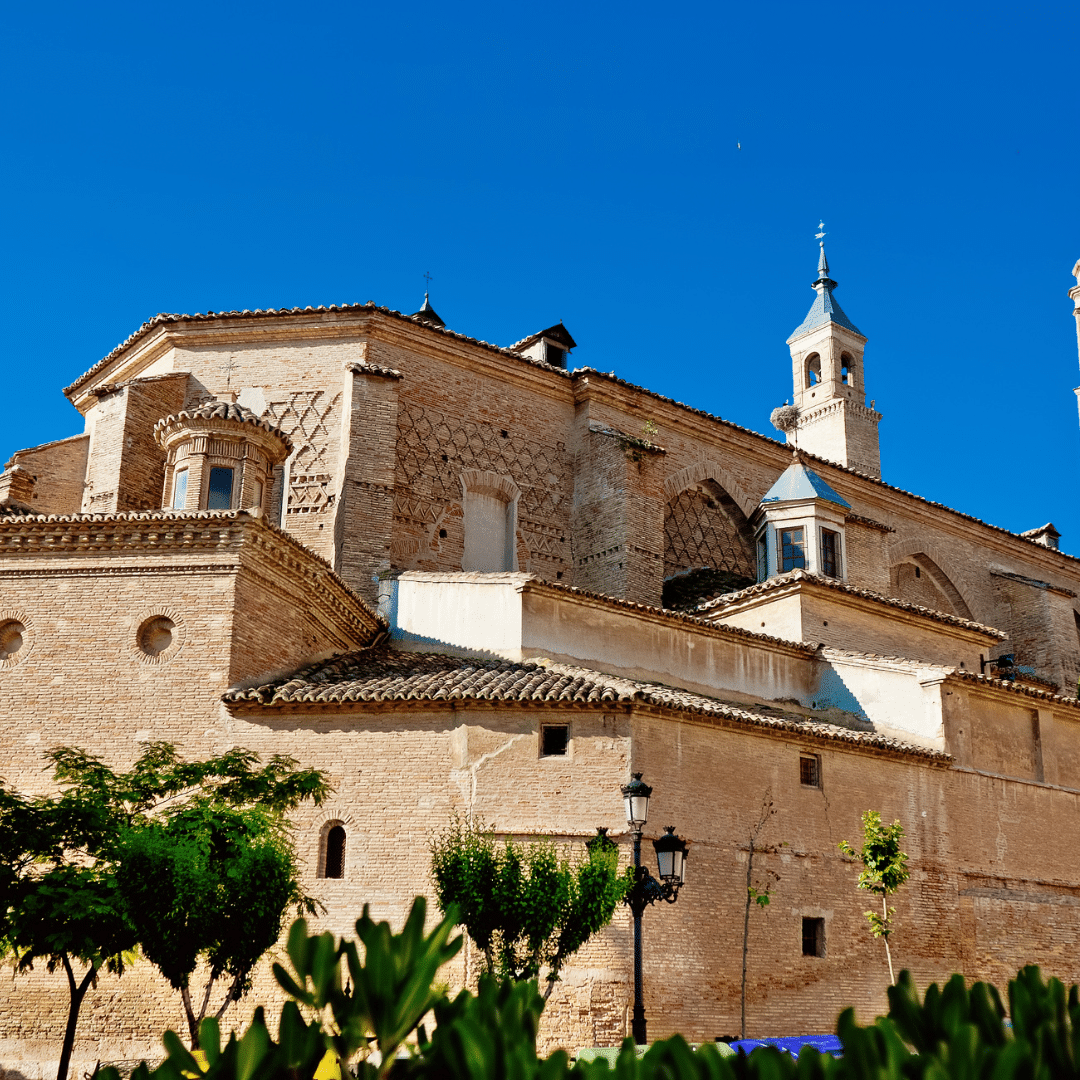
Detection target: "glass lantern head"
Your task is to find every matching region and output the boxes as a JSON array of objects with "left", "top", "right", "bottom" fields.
[
  {"left": 620, "top": 773, "right": 652, "bottom": 828},
  {"left": 653, "top": 826, "right": 688, "bottom": 884}
]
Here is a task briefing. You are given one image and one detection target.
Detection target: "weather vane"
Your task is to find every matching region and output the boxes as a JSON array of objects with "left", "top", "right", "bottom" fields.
[{"left": 815, "top": 221, "right": 826, "bottom": 244}]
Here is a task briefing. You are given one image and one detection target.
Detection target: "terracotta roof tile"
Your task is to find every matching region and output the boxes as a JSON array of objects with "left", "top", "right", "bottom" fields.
[
  {"left": 224, "top": 645, "right": 949, "bottom": 761},
  {"left": 154, "top": 401, "right": 294, "bottom": 453},
  {"left": 947, "top": 668, "right": 1080, "bottom": 708},
  {"left": 64, "top": 303, "right": 572, "bottom": 398},
  {"left": 696, "top": 569, "right": 1008, "bottom": 639},
  {"left": 63, "top": 303, "right": 1079, "bottom": 569},
  {"left": 393, "top": 571, "right": 819, "bottom": 655}
]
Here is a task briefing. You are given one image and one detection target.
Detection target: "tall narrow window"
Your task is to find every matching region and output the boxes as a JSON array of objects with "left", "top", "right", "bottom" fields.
[
  {"left": 207, "top": 467, "right": 234, "bottom": 511},
  {"left": 805, "top": 354, "right": 821, "bottom": 387},
  {"left": 840, "top": 354, "right": 853, "bottom": 386},
  {"left": 172, "top": 469, "right": 189, "bottom": 510},
  {"left": 802, "top": 917, "right": 825, "bottom": 957},
  {"left": 757, "top": 537, "right": 768, "bottom": 582},
  {"left": 779, "top": 527, "right": 805, "bottom": 572},
  {"left": 820, "top": 529, "right": 841, "bottom": 578},
  {"left": 323, "top": 825, "right": 346, "bottom": 879}
]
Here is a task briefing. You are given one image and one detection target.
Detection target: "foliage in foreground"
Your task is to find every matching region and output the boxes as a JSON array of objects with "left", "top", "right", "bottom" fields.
[
  {"left": 429, "top": 819, "right": 629, "bottom": 997},
  {"left": 98, "top": 894, "right": 1080, "bottom": 1080}
]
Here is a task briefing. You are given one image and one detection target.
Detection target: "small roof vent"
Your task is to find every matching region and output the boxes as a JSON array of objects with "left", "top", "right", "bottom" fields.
[
  {"left": 1020, "top": 522, "right": 1061, "bottom": 550},
  {"left": 510, "top": 322, "right": 577, "bottom": 369}
]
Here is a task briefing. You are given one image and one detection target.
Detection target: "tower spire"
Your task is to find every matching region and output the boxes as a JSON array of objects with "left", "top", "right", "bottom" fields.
[{"left": 783, "top": 225, "right": 881, "bottom": 478}]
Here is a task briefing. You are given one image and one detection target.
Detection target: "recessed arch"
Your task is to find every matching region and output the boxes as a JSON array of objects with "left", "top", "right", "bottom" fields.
[
  {"left": 664, "top": 475, "right": 756, "bottom": 583},
  {"left": 888, "top": 547, "right": 974, "bottom": 621},
  {"left": 805, "top": 353, "right": 821, "bottom": 388}
]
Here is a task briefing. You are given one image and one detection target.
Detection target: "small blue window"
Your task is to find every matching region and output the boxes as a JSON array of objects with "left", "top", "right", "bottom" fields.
[
  {"left": 780, "top": 527, "right": 806, "bottom": 572},
  {"left": 207, "top": 467, "right": 234, "bottom": 510},
  {"left": 172, "top": 469, "right": 188, "bottom": 510}
]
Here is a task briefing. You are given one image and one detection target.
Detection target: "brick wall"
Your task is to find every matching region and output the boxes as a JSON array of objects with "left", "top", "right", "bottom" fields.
[{"left": 7, "top": 434, "right": 89, "bottom": 514}]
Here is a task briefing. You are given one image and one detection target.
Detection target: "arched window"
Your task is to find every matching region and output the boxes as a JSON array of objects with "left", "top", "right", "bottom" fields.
[
  {"left": 805, "top": 354, "right": 821, "bottom": 387},
  {"left": 840, "top": 354, "right": 854, "bottom": 386},
  {"left": 322, "top": 824, "right": 346, "bottom": 879}
]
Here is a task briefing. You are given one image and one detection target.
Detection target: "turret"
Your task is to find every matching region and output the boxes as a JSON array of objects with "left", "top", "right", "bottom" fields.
[{"left": 785, "top": 232, "right": 882, "bottom": 477}]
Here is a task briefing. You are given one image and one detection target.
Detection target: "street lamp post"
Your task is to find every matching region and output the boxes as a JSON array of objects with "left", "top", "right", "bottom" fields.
[{"left": 620, "top": 773, "right": 688, "bottom": 1045}]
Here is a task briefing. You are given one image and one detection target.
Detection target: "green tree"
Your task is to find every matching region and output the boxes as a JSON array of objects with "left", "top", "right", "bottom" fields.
[
  {"left": 0, "top": 786, "right": 137, "bottom": 1080},
  {"left": 430, "top": 819, "right": 628, "bottom": 999},
  {"left": 839, "top": 810, "right": 910, "bottom": 985},
  {"left": 0, "top": 742, "right": 330, "bottom": 1073},
  {"left": 115, "top": 802, "right": 309, "bottom": 1048}
]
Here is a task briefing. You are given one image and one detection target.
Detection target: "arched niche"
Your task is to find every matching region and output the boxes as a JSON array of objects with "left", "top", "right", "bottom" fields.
[
  {"left": 889, "top": 552, "right": 974, "bottom": 621},
  {"left": 663, "top": 477, "right": 756, "bottom": 583}
]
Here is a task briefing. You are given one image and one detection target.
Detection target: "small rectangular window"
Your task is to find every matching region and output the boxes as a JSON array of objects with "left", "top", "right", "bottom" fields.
[
  {"left": 757, "top": 538, "right": 768, "bottom": 581},
  {"left": 540, "top": 724, "right": 569, "bottom": 757},
  {"left": 172, "top": 469, "right": 188, "bottom": 510},
  {"left": 802, "top": 917, "right": 825, "bottom": 957},
  {"left": 820, "top": 528, "right": 841, "bottom": 578},
  {"left": 780, "top": 527, "right": 806, "bottom": 572},
  {"left": 800, "top": 754, "right": 820, "bottom": 788},
  {"left": 207, "top": 467, "right": 234, "bottom": 511}
]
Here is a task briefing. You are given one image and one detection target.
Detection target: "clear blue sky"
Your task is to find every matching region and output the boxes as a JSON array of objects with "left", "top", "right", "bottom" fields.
[{"left": 3, "top": 1, "right": 1079, "bottom": 551}]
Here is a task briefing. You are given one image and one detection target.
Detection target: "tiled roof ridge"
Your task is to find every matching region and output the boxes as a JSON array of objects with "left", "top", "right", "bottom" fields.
[
  {"left": 697, "top": 569, "right": 1008, "bottom": 638},
  {"left": 223, "top": 645, "right": 949, "bottom": 762},
  {"left": 60, "top": 305, "right": 1077, "bottom": 569},
  {"left": 64, "top": 303, "right": 574, "bottom": 398},
  {"left": 0, "top": 508, "right": 384, "bottom": 630},
  {"left": 568, "top": 366, "right": 1080, "bottom": 565},
  {"left": 154, "top": 401, "right": 294, "bottom": 453},
  {"left": 844, "top": 513, "right": 895, "bottom": 532},
  {"left": 947, "top": 668, "right": 1080, "bottom": 709},
  {"left": 391, "top": 570, "right": 819, "bottom": 654},
  {"left": 347, "top": 361, "right": 404, "bottom": 380}
]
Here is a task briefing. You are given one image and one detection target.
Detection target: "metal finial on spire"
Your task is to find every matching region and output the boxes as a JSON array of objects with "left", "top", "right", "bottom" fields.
[
  {"left": 423, "top": 270, "right": 433, "bottom": 289},
  {"left": 813, "top": 222, "right": 832, "bottom": 284}
]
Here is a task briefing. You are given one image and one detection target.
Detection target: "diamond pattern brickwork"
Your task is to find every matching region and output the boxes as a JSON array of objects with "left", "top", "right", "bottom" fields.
[
  {"left": 393, "top": 399, "right": 571, "bottom": 574},
  {"left": 664, "top": 485, "right": 755, "bottom": 580}
]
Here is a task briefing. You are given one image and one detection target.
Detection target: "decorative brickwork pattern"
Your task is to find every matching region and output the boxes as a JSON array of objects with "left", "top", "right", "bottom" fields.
[
  {"left": 663, "top": 484, "right": 755, "bottom": 580},
  {"left": 392, "top": 399, "right": 571, "bottom": 576},
  {"left": 266, "top": 390, "right": 342, "bottom": 514}
]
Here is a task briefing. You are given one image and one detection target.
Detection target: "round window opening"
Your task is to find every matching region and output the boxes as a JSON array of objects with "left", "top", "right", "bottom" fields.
[
  {"left": 0, "top": 621, "right": 25, "bottom": 660},
  {"left": 139, "top": 616, "right": 175, "bottom": 657}
]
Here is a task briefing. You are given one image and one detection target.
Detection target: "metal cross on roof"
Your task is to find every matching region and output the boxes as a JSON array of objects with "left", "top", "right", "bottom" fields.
[{"left": 423, "top": 270, "right": 433, "bottom": 289}]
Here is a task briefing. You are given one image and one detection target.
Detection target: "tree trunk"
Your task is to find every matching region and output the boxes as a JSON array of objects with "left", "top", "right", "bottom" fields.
[
  {"left": 213, "top": 973, "right": 245, "bottom": 1022},
  {"left": 181, "top": 985, "right": 200, "bottom": 1049},
  {"left": 57, "top": 954, "right": 96, "bottom": 1080},
  {"left": 740, "top": 841, "right": 754, "bottom": 1039},
  {"left": 882, "top": 896, "right": 895, "bottom": 985}
]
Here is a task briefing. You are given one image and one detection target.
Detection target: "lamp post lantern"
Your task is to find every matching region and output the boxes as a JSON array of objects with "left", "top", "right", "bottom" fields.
[{"left": 620, "top": 773, "right": 688, "bottom": 1045}]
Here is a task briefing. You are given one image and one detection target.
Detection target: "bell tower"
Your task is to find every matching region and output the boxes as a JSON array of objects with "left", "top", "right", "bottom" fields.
[{"left": 785, "top": 232, "right": 882, "bottom": 478}]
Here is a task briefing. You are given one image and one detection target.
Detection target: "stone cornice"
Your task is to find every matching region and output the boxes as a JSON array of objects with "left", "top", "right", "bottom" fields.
[{"left": 0, "top": 510, "right": 386, "bottom": 642}]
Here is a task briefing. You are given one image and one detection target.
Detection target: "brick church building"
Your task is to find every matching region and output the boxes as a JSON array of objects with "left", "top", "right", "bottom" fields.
[{"left": 3, "top": 246, "right": 1080, "bottom": 1072}]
